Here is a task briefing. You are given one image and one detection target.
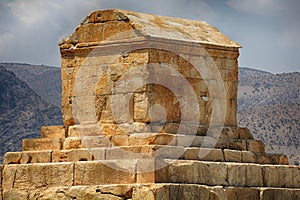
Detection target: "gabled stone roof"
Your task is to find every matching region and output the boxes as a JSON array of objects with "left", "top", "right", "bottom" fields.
[{"left": 60, "top": 9, "right": 241, "bottom": 48}]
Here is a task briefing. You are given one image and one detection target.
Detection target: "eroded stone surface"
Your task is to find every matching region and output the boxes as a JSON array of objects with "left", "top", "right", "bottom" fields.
[{"left": 2, "top": 163, "right": 73, "bottom": 189}]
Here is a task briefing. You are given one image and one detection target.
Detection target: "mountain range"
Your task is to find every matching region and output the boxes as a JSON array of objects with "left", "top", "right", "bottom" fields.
[{"left": 0, "top": 63, "right": 299, "bottom": 165}]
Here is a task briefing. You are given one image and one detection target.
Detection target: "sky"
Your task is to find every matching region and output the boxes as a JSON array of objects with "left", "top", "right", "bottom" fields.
[{"left": 0, "top": 0, "right": 299, "bottom": 73}]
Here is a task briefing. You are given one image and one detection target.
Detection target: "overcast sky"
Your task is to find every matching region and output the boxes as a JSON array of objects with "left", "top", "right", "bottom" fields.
[{"left": 0, "top": 0, "right": 299, "bottom": 73}]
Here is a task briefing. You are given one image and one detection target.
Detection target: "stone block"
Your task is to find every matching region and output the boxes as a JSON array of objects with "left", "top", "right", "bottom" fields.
[
  {"left": 260, "top": 188, "right": 300, "bottom": 200},
  {"left": 225, "top": 187, "right": 260, "bottom": 200},
  {"left": 223, "top": 149, "right": 242, "bottom": 162},
  {"left": 184, "top": 148, "right": 224, "bottom": 162},
  {"left": 270, "top": 154, "right": 289, "bottom": 165},
  {"left": 96, "top": 185, "right": 134, "bottom": 199},
  {"left": 227, "top": 163, "right": 263, "bottom": 187},
  {"left": 221, "top": 127, "right": 239, "bottom": 139},
  {"left": 262, "top": 165, "right": 300, "bottom": 188},
  {"left": 136, "top": 158, "right": 156, "bottom": 183},
  {"left": 164, "top": 160, "right": 227, "bottom": 185},
  {"left": 22, "top": 138, "right": 63, "bottom": 151},
  {"left": 81, "top": 135, "right": 112, "bottom": 148},
  {"left": 111, "top": 134, "right": 129, "bottom": 146},
  {"left": 63, "top": 137, "right": 83, "bottom": 149},
  {"left": 229, "top": 139, "right": 247, "bottom": 150},
  {"left": 3, "top": 189, "right": 28, "bottom": 200},
  {"left": 241, "top": 151, "right": 256, "bottom": 163},
  {"left": 128, "top": 133, "right": 175, "bottom": 146},
  {"left": 41, "top": 126, "right": 65, "bottom": 139},
  {"left": 74, "top": 160, "right": 136, "bottom": 185},
  {"left": 20, "top": 150, "right": 52, "bottom": 164},
  {"left": 168, "top": 184, "right": 210, "bottom": 200},
  {"left": 89, "top": 148, "right": 106, "bottom": 160},
  {"left": 256, "top": 154, "right": 274, "bottom": 164},
  {"left": 176, "top": 135, "right": 216, "bottom": 148},
  {"left": 3, "top": 152, "right": 22, "bottom": 165},
  {"left": 52, "top": 149, "right": 95, "bottom": 162},
  {"left": 132, "top": 184, "right": 170, "bottom": 200},
  {"left": 247, "top": 140, "right": 265, "bottom": 153},
  {"left": 2, "top": 163, "right": 74, "bottom": 189},
  {"left": 238, "top": 127, "right": 253, "bottom": 139}
]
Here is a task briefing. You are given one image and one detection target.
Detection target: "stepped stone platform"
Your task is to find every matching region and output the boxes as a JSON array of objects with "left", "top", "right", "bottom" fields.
[{"left": 1, "top": 9, "right": 299, "bottom": 200}]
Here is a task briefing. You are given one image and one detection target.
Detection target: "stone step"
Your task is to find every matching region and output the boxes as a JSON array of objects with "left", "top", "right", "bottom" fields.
[
  {"left": 22, "top": 133, "right": 265, "bottom": 153},
  {"left": 4, "top": 145, "right": 289, "bottom": 165},
  {"left": 1, "top": 160, "right": 299, "bottom": 189},
  {"left": 40, "top": 126, "right": 65, "bottom": 139},
  {"left": 67, "top": 124, "right": 255, "bottom": 140},
  {"left": 63, "top": 133, "right": 265, "bottom": 151},
  {"left": 22, "top": 138, "right": 64, "bottom": 151},
  {"left": 159, "top": 160, "right": 300, "bottom": 188},
  {"left": 2, "top": 184, "right": 300, "bottom": 200}
]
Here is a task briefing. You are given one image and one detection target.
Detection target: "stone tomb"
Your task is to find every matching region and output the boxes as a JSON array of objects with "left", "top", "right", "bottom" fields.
[{"left": 1, "top": 9, "right": 299, "bottom": 200}]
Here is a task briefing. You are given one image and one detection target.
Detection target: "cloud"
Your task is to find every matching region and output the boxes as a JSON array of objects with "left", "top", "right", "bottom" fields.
[
  {"left": 226, "top": 0, "right": 281, "bottom": 15},
  {"left": 227, "top": 0, "right": 300, "bottom": 49},
  {"left": 0, "top": 0, "right": 299, "bottom": 72},
  {"left": 0, "top": 0, "right": 216, "bottom": 66}
]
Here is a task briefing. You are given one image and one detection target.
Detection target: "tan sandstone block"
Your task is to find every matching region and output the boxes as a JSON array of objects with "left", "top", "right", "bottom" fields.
[
  {"left": 176, "top": 135, "right": 216, "bottom": 148},
  {"left": 270, "top": 154, "right": 289, "bottom": 165},
  {"left": 229, "top": 139, "right": 247, "bottom": 151},
  {"left": 260, "top": 188, "right": 300, "bottom": 200},
  {"left": 238, "top": 127, "right": 253, "bottom": 139},
  {"left": 96, "top": 185, "right": 134, "bottom": 199},
  {"left": 2, "top": 163, "right": 74, "bottom": 189},
  {"left": 262, "top": 165, "right": 300, "bottom": 188},
  {"left": 52, "top": 149, "right": 94, "bottom": 162},
  {"left": 227, "top": 163, "right": 263, "bottom": 187},
  {"left": 76, "top": 23, "right": 103, "bottom": 43},
  {"left": 165, "top": 160, "right": 227, "bottom": 185},
  {"left": 20, "top": 150, "right": 52, "bottom": 164},
  {"left": 241, "top": 151, "right": 256, "bottom": 163},
  {"left": 221, "top": 127, "right": 239, "bottom": 139},
  {"left": 225, "top": 187, "right": 259, "bottom": 200},
  {"left": 247, "top": 140, "right": 265, "bottom": 153},
  {"left": 74, "top": 160, "right": 136, "bottom": 185},
  {"left": 22, "top": 138, "right": 63, "bottom": 151},
  {"left": 132, "top": 184, "right": 170, "bottom": 200},
  {"left": 128, "top": 133, "right": 175, "bottom": 146},
  {"left": 184, "top": 148, "right": 224, "bottom": 162},
  {"left": 102, "top": 21, "right": 134, "bottom": 41},
  {"left": 111, "top": 134, "right": 129, "bottom": 146},
  {"left": 256, "top": 154, "right": 274, "bottom": 164},
  {"left": 3, "top": 189, "right": 28, "bottom": 200},
  {"left": 3, "top": 152, "right": 22, "bottom": 165},
  {"left": 63, "top": 137, "right": 83, "bottom": 150},
  {"left": 41, "top": 126, "right": 65, "bottom": 139},
  {"left": 136, "top": 158, "right": 156, "bottom": 183},
  {"left": 169, "top": 184, "right": 211, "bottom": 200},
  {"left": 223, "top": 149, "right": 242, "bottom": 162}
]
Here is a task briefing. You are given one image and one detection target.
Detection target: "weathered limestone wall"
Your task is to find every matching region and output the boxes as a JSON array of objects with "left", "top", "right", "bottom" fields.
[{"left": 60, "top": 20, "right": 240, "bottom": 135}]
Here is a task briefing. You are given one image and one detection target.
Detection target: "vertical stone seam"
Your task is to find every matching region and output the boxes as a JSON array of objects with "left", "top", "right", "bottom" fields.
[
  {"left": 50, "top": 150, "right": 53, "bottom": 163},
  {"left": 72, "top": 162, "right": 75, "bottom": 186},
  {"left": 222, "top": 149, "right": 226, "bottom": 162},
  {"left": 261, "top": 166, "right": 266, "bottom": 187},
  {"left": 12, "top": 167, "right": 17, "bottom": 189},
  {"left": 225, "top": 163, "right": 229, "bottom": 186}
]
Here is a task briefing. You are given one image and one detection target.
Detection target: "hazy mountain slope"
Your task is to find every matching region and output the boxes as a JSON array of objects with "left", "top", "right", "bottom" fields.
[
  {"left": 0, "top": 66, "right": 62, "bottom": 162},
  {"left": 237, "top": 67, "right": 300, "bottom": 165},
  {"left": 1, "top": 63, "right": 62, "bottom": 107}
]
